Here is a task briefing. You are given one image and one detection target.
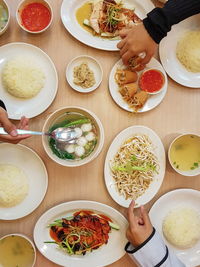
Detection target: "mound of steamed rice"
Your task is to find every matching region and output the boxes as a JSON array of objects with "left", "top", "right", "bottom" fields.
[
  {"left": 162, "top": 207, "right": 200, "bottom": 249},
  {"left": 2, "top": 57, "right": 45, "bottom": 98},
  {"left": 176, "top": 31, "right": 200, "bottom": 73},
  {"left": 0, "top": 164, "right": 29, "bottom": 207}
]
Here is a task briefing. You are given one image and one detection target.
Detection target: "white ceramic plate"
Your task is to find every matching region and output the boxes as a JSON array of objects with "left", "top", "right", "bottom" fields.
[
  {"left": 159, "top": 14, "right": 200, "bottom": 88},
  {"left": 34, "top": 200, "right": 128, "bottom": 267},
  {"left": 61, "top": 0, "right": 154, "bottom": 51},
  {"left": 66, "top": 55, "right": 103, "bottom": 93},
  {"left": 149, "top": 189, "right": 200, "bottom": 267},
  {"left": 104, "top": 125, "right": 166, "bottom": 208},
  {"left": 0, "top": 143, "right": 48, "bottom": 220},
  {"left": 0, "top": 42, "right": 58, "bottom": 119},
  {"left": 109, "top": 58, "right": 168, "bottom": 112}
]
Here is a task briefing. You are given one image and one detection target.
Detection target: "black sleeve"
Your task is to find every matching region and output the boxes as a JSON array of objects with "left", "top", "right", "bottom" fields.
[
  {"left": 143, "top": 0, "right": 200, "bottom": 44},
  {"left": 0, "top": 100, "right": 6, "bottom": 111}
]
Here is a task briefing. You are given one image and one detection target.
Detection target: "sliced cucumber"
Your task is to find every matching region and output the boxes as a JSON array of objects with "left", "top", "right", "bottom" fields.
[
  {"left": 83, "top": 19, "right": 91, "bottom": 27},
  {"left": 109, "top": 222, "right": 120, "bottom": 230}
]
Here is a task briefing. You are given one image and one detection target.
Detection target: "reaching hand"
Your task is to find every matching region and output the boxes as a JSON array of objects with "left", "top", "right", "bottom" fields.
[
  {"left": 117, "top": 23, "right": 158, "bottom": 66},
  {"left": 0, "top": 107, "right": 31, "bottom": 144},
  {"left": 126, "top": 200, "right": 153, "bottom": 247}
]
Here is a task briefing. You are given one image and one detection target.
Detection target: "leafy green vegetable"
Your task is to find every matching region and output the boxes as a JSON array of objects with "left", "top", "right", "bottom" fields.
[
  {"left": 49, "top": 138, "right": 75, "bottom": 160},
  {"left": 64, "top": 118, "right": 90, "bottom": 128}
]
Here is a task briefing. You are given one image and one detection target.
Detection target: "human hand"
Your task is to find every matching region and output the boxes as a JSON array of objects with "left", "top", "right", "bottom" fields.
[
  {"left": 126, "top": 200, "right": 153, "bottom": 247},
  {"left": 0, "top": 107, "right": 31, "bottom": 144},
  {"left": 117, "top": 23, "right": 158, "bottom": 66}
]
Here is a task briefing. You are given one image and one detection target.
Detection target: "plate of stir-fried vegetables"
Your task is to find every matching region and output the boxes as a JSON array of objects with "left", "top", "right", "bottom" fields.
[
  {"left": 61, "top": 0, "right": 155, "bottom": 51},
  {"left": 34, "top": 200, "right": 128, "bottom": 267}
]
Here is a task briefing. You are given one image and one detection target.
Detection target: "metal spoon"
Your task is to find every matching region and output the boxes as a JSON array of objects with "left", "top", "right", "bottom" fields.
[{"left": 0, "top": 127, "right": 81, "bottom": 143}]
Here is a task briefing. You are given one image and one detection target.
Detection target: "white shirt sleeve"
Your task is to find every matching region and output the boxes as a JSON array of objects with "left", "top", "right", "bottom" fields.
[{"left": 125, "top": 228, "right": 185, "bottom": 267}]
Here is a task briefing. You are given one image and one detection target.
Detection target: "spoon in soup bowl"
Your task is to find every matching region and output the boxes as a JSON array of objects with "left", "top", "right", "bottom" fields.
[{"left": 0, "top": 127, "right": 81, "bottom": 143}]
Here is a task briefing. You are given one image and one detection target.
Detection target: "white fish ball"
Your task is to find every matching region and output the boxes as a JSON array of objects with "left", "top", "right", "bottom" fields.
[
  {"left": 77, "top": 136, "right": 87, "bottom": 147},
  {"left": 85, "top": 132, "right": 95, "bottom": 141},
  {"left": 81, "top": 123, "right": 92, "bottom": 132},
  {"left": 75, "top": 146, "right": 85, "bottom": 157},
  {"left": 65, "top": 144, "right": 75, "bottom": 154},
  {"left": 74, "top": 127, "right": 82, "bottom": 137}
]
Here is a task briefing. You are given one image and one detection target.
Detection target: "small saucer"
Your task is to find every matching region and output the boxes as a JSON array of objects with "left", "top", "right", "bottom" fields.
[{"left": 66, "top": 55, "right": 103, "bottom": 93}]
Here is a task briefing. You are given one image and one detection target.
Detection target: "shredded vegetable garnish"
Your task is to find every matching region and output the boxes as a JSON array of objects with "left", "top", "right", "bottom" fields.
[{"left": 110, "top": 134, "right": 159, "bottom": 200}]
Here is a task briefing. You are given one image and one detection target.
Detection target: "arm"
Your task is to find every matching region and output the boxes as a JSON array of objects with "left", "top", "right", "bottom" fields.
[
  {"left": 117, "top": 0, "right": 200, "bottom": 65},
  {"left": 125, "top": 201, "right": 185, "bottom": 267}
]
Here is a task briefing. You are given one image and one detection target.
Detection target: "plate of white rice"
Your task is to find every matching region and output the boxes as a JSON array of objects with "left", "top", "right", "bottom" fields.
[
  {"left": 159, "top": 14, "right": 200, "bottom": 88},
  {"left": 149, "top": 189, "right": 200, "bottom": 267},
  {"left": 0, "top": 42, "right": 58, "bottom": 119},
  {"left": 0, "top": 143, "right": 48, "bottom": 220}
]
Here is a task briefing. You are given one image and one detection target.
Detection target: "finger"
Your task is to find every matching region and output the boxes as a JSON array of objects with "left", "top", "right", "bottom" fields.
[
  {"left": 128, "top": 200, "right": 136, "bottom": 224},
  {"left": 120, "top": 43, "right": 128, "bottom": 57},
  {"left": 0, "top": 111, "right": 17, "bottom": 137},
  {"left": 122, "top": 51, "right": 134, "bottom": 66},
  {"left": 141, "top": 52, "right": 153, "bottom": 65},
  {"left": 117, "top": 38, "right": 126, "bottom": 49},
  {"left": 140, "top": 206, "right": 151, "bottom": 226},
  {"left": 119, "top": 28, "right": 130, "bottom": 38},
  {"left": 19, "top": 116, "right": 29, "bottom": 129}
]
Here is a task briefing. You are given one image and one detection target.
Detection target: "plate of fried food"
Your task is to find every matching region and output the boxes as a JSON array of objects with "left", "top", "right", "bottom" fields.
[
  {"left": 61, "top": 0, "right": 154, "bottom": 51},
  {"left": 109, "top": 57, "right": 168, "bottom": 112},
  {"left": 104, "top": 125, "right": 166, "bottom": 208},
  {"left": 34, "top": 200, "right": 128, "bottom": 267}
]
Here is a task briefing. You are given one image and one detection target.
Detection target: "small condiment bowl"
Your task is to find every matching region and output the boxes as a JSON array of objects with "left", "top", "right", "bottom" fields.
[
  {"left": 42, "top": 106, "right": 104, "bottom": 167},
  {"left": 66, "top": 55, "right": 103, "bottom": 93},
  {"left": 168, "top": 133, "right": 200, "bottom": 176},
  {"left": 16, "top": 0, "right": 53, "bottom": 34},
  {"left": 0, "top": 233, "right": 36, "bottom": 267},
  {"left": 0, "top": 0, "right": 10, "bottom": 36},
  {"left": 139, "top": 68, "right": 166, "bottom": 95}
]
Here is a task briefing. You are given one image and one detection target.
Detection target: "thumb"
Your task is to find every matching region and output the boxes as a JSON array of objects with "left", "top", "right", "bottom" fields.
[
  {"left": 1, "top": 112, "right": 17, "bottom": 136},
  {"left": 141, "top": 52, "right": 153, "bottom": 65},
  {"left": 140, "top": 206, "right": 151, "bottom": 226},
  {"left": 119, "top": 28, "right": 130, "bottom": 38}
]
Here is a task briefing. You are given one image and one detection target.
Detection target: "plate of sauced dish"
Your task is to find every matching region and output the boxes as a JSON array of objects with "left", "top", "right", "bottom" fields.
[
  {"left": 104, "top": 125, "right": 166, "bottom": 208},
  {"left": 159, "top": 14, "right": 200, "bottom": 88},
  {"left": 0, "top": 143, "right": 48, "bottom": 220},
  {"left": 0, "top": 42, "right": 58, "bottom": 120},
  {"left": 61, "top": 0, "right": 154, "bottom": 51},
  {"left": 149, "top": 189, "right": 200, "bottom": 267},
  {"left": 34, "top": 200, "right": 128, "bottom": 267},
  {"left": 109, "top": 57, "right": 168, "bottom": 112}
]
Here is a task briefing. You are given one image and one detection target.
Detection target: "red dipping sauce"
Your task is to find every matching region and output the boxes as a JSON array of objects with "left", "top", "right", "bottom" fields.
[
  {"left": 139, "top": 69, "right": 165, "bottom": 93},
  {"left": 20, "top": 3, "right": 51, "bottom": 32}
]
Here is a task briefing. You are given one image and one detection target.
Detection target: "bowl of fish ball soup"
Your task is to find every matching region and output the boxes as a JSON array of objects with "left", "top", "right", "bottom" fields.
[
  {"left": 0, "top": 233, "right": 36, "bottom": 267},
  {"left": 168, "top": 133, "right": 200, "bottom": 176},
  {"left": 42, "top": 106, "right": 104, "bottom": 167},
  {"left": 0, "top": 0, "right": 10, "bottom": 35}
]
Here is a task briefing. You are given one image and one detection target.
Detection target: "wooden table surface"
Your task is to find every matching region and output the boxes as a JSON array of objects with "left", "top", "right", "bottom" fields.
[{"left": 0, "top": 0, "right": 200, "bottom": 267}]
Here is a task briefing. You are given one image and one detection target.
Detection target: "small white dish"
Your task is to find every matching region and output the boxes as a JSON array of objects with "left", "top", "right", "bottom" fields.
[
  {"left": 0, "top": 0, "right": 10, "bottom": 36},
  {"left": 0, "top": 143, "right": 48, "bottom": 220},
  {"left": 16, "top": 0, "right": 53, "bottom": 34},
  {"left": 168, "top": 133, "right": 200, "bottom": 176},
  {"left": 159, "top": 14, "right": 200, "bottom": 88},
  {"left": 0, "top": 233, "right": 36, "bottom": 267},
  {"left": 66, "top": 55, "right": 103, "bottom": 93},
  {"left": 34, "top": 200, "right": 128, "bottom": 267},
  {"left": 0, "top": 42, "right": 58, "bottom": 120},
  {"left": 104, "top": 125, "right": 166, "bottom": 208},
  {"left": 109, "top": 57, "right": 168, "bottom": 113},
  {"left": 149, "top": 189, "right": 200, "bottom": 267}
]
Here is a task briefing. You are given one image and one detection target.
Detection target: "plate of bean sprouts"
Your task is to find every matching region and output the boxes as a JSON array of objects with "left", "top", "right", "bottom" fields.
[{"left": 104, "top": 125, "right": 166, "bottom": 207}]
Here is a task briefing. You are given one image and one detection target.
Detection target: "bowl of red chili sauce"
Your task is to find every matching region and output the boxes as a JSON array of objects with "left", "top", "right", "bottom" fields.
[
  {"left": 16, "top": 0, "right": 52, "bottom": 33},
  {"left": 139, "top": 68, "right": 165, "bottom": 94}
]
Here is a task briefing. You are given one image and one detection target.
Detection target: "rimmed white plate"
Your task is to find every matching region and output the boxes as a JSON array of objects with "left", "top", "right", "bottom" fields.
[
  {"left": 149, "top": 189, "right": 200, "bottom": 267},
  {"left": 34, "top": 200, "right": 128, "bottom": 267},
  {"left": 159, "top": 14, "right": 200, "bottom": 88},
  {"left": 66, "top": 55, "right": 103, "bottom": 93},
  {"left": 109, "top": 58, "right": 168, "bottom": 112},
  {"left": 104, "top": 125, "right": 166, "bottom": 208},
  {"left": 61, "top": 0, "right": 154, "bottom": 51},
  {"left": 0, "top": 42, "right": 58, "bottom": 120},
  {"left": 0, "top": 143, "right": 48, "bottom": 220}
]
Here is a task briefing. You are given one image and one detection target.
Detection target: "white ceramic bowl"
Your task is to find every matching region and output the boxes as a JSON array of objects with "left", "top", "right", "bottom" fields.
[
  {"left": 0, "top": 233, "right": 36, "bottom": 267},
  {"left": 0, "top": 0, "right": 10, "bottom": 36},
  {"left": 42, "top": 106, "right": 104, "bottom": 167},
  {"left": 16, "top": 0, "right": 53, "bottom": 34},
  {"left": 66, "top": 55, "right": 103, "bottom": 93},
  {"left": 168, "top": 133, "right": 200, "bottom": 176}
]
